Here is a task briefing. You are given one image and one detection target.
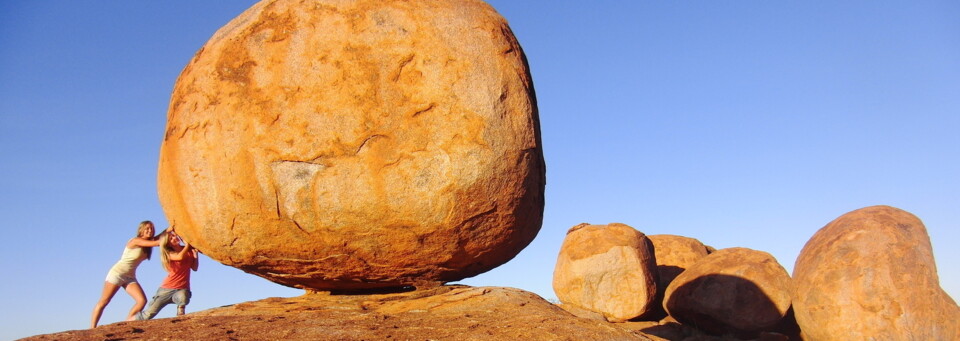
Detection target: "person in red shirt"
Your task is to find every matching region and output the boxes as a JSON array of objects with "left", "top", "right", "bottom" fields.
[{"left": 136, "top": 228, "right": 199, "bottom": 320}]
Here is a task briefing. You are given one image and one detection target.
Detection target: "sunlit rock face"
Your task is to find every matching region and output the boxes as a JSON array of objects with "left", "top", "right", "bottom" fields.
[
  {"left": 552, "top": 223, "right": 659, "bottom": 322},
  {"left": 663, "top": 247, "right": 793, "bottom": 337},
  {"left": 793, "top": 206, "right": 960, "bottom": 340},
  {"left": 157, "top": 0, "right": 544, "bottom": 291}
]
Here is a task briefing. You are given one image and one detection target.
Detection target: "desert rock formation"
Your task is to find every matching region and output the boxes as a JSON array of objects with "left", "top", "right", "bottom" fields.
[
  {"left": 663, "top": 247, "right": 793, "bottom": 337},
  {"left": 792, "top": 205, "right": 960, "bottom": 340},
  {"left": 25, "top": 287, "right": 651, "bottom": 341},
  {"left": 648, "top": 234, "right": 710, "bottom": 291},
  {"left": 33, "top": 284, "right": 801, "bottom": 341},
  {"left": 553, "top": 223, "right": 659, "bottom": 322},
  {"left": 156, "top": 0, "right": 545, "bottom": 291},
  {"left": 645, "top": 234, "right": 711, "bottom": 320}
]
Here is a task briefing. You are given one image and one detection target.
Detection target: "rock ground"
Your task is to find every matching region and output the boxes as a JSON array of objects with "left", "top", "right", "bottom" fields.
[{"left": 23, "top": 286, "right": 794, "bottom": 341}]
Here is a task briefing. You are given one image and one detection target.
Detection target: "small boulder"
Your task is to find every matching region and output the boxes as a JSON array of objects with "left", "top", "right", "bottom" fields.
[
  {"left": 646, "top": 234, "right": 710, "bottom": 320},
  {"left": 792, "top": 205, "right": 960, "bottom": 340},
  {"left": 663, "top": 247, "right": 793, "bottom": 337},
  {"left": 553, "top": 223, "right": 659, "bottom": 322},
  {"left": 648, "top": 234, "right": 709, "bottom": 292}
]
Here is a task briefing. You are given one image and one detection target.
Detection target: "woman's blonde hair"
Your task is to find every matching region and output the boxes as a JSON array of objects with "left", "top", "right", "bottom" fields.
[
  {"left": 136, "top": 220, "right": 155, "bottom": 260},
  {"left": 158, "top": 232, "right": 175, "bottom": 272}
]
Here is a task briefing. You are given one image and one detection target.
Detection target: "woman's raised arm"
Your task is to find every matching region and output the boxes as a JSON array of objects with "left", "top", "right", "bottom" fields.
[
  {"left": 127, "top": 237, "right": 161, "bottom": 248},
  {"left": 167, "top": 242, "right": 194, "bottom": 261},
  {"left": 190, "top": 247, "right": 199, "bottom": 271}
]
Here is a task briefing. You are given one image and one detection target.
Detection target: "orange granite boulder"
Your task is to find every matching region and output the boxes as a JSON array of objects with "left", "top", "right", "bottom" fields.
[
  {"left": 157, "top": 0, "right": 544, "bottom": 291},
  {"left": 648, "top": 234, "right": 709, "bottom": 294},
  {"left": 553, "top": 223, "right": 659, "bottom": 322},
  {"left": 793, "top": 205, "right": 960, "bottom": 340},
  {"left": 646, "top": 234, "right": 710, "bottom": 320},
  {"left": 663, "top": 247, "right": 793, "bottom": 337}
]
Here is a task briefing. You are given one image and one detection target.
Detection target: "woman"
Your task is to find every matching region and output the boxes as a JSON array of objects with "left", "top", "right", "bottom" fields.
[
  {"left": 136, "top": 229, "right": 199, "bottom": 320},
  {"left": 90, "top": 221, "right": 165, "bottom": 328}
]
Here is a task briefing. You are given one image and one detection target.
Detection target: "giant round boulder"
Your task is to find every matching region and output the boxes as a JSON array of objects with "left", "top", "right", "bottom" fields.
[
  {"left": 793, "top": 206, "right": 960, "bottom": 340},
  {"left": 157, "top": 0, "right": 544, "bottom": 291}
]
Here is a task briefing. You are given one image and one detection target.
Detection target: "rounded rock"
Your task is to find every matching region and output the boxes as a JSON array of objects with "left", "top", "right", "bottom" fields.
[
  {"left": 552, "top": 223, "right": 659, "bottom": 322},
  {"left": 663, "top": 247, "right": 793, "bottom": 337},
  {"left": 793, "top": 205, "right": 960, "bottom": 340},
  {"left": 646, "top": 234, "right": 710, "bottom": 320},
  {"left": 648, "top": 234, "right": 709, "bottom": 291},
  {"left": 157, "top": 0, "right": 544, "bottom": 290}
]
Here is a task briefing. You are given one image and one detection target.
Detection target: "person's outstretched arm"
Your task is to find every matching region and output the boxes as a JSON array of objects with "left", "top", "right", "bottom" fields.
[
  {"left": 190, "top": 246, "right": 199, "bottom": 271},
  {"left": 168, "top": 242, "right": 193, "bottom": 261},
  {"left": 127, "top": 237, "right": 161, "bottom": 248}
]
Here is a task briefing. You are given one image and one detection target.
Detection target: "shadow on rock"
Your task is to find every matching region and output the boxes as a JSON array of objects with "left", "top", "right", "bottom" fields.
[{"left": 665, "top": 274, "right": 792, "bottom": 339}]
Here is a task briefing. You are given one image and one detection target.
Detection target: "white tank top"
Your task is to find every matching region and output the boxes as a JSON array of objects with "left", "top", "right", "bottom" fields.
[{"left": 107, "top": 246, "right": 147, "bottom": 278}]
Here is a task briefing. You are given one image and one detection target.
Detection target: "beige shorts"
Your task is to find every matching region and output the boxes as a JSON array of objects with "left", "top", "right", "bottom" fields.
[{"left": 105, "top": 271, "right": 137, "bottom": 286}]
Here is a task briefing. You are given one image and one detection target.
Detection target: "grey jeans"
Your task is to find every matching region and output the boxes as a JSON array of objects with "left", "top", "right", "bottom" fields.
[{"left": 136, "top": 288, "right": 191, "bottom": 320}]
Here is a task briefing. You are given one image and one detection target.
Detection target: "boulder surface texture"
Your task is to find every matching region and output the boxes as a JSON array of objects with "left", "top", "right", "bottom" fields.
[
  {"left": 645, "top": 234, "right": 710, "bottom": 320},
  {"left": 663, "top": 247, "right": 793, "bottom": 337},
  {"left": 157, "top": 0, "right": 545, "bottom": 291},
  {"left": 553, "top": 223, "right": 659, "bottom": 322},
  {"left": 792, "top": 205, "right": 960, "bottom": 340},
  {"left": 648, "top": 234, "right": 709, "bottom": 293}
]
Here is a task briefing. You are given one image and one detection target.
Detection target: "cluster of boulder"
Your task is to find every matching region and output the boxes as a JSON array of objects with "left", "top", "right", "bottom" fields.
[
  {"left": 145, "top": 1, "right": 959, "bottom": 340},
  {"left": 553, "top": 206, "right": 959, "bottom": 340}
]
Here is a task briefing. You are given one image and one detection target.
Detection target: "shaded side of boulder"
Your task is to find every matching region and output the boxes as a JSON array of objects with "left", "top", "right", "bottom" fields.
[
  {"left": 156, "top": 0, "right": 545, "bottom": 291},
  {"left": 648, "top": 234, "right": 709, "bottom": 289},
  {"left": 553, "top": 223, "right": 659, "bottom": 322},
  {"left": 663, "top": 247, "right": 793, "bottom": 337},
  {"left": 792, "top": 205, "right": 960, "bottom": 340},
  {"left": 646, "top": 234, "right": 709, "bottom": 320}
]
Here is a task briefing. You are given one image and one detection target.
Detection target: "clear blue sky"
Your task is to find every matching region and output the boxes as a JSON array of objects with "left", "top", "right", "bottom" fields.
[{"left": 2, "top": 1, "right": 958, "bottom": 339}]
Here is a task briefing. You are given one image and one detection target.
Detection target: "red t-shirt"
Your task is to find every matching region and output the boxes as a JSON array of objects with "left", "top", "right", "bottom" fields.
[{"left": 160, "top": 250, "right": 196, "bottom": 290}]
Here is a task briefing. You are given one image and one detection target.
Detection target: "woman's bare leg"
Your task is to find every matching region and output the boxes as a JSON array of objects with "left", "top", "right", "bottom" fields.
[
  {"left": 91, "top": 282, "right": 121, "bottom": 328},
  {"left": 124, "top": 282, "right": 148, "bottom": 321}
]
